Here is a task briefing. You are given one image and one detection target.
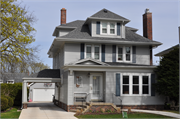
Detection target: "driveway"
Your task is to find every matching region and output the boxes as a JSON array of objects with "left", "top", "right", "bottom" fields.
[{"left": 19, "top": 102, "right": 77, "bottom": 119}]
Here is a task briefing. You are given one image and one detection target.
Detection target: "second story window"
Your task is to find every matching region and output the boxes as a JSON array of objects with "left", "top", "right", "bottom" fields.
[
  {"left": 118, "top": 47, "right": 123, "bottom": 61},
  {"left": 86, "top": 45, "right": 92, "bottom": 58},
  {"left": 85, "top": 44, "right": 101, "bottom": 60},
  {"left": 94, "top": 46, "right": 100, "bottom": 60},
  {"left": 126, "top": 47, "right": 131, "bottom": 61},
  {"left": 116, "top": 46, "right": 132, "bottom": 62}
]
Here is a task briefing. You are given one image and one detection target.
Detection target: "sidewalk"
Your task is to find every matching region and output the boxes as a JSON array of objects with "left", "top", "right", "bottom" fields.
[{"left": 131, "top": 109, "right": 180, "bottom": 118}]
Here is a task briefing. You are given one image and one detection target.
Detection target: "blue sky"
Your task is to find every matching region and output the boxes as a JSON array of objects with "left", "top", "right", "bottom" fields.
[{"left": 19, "top": 0, "right": 180, "bottom": 68}]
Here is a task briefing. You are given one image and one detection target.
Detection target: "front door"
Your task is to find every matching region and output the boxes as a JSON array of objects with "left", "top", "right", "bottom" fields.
[{"left": 90, "top": 74, "right": 103, "bottom": 101}]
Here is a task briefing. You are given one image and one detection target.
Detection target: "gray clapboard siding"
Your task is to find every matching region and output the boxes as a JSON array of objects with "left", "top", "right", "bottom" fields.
[{"left": 136, "top": 46, "right": 150, "bottom": 65}]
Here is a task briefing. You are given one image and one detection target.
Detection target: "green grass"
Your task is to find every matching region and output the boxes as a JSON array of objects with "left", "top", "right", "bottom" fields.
[
  {"left": 75, "top": 112, "right": 174, "bottom": 118},
  {"left": 1, "top": 107, "right": 21, "bottom": 118}
]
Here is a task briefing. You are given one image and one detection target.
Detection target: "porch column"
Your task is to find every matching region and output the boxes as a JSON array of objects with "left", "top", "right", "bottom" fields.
[
  {"left": 22, "top": 81, "right": 27, "bottom": 103},
  {"left": 67, "top": 70, "right": 74, "bottom": 106}
]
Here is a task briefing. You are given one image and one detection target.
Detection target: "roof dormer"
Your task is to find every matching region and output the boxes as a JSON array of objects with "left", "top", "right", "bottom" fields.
[{"left": 84, "top": 9, "right": 130, "bottom": 38}]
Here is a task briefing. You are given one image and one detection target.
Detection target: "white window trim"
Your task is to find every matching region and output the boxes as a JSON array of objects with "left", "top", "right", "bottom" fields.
[
  {"left": 100, "top": 21, "right": 117, "bottom": 35},
  {"left": 116, "top": 46, "right": 132, "bottom": 63},
  {"left": 120, "top": 73, "right": 151, "bottom": 96},
  {"left": 84, "top": 44, "right": 101, "bottom": 61}
]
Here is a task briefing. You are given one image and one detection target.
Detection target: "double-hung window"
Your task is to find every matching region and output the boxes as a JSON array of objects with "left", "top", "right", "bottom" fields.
[
  {"left": 118, "top": 47, "right": 123, "bottom": 61},
  {"left": 125, "top": 47, "right": 131, "bottom": 61},
  {"left": 132, "top": 76, "right": 139, "bottom": 94},
  {"left": 122, "top": 76, "right": 129, "bottom": 94},
  {"left": 85, "top": 44, "right": 101, "bottom": 60},
  {"left": 116, "top": 46, "right": 132, "bottom": 62},
  {"left": 86, "top": 45, "right": 92, "bottom": 58},
  {"left": 110, "top": 23, "right": 115, "bottom": 34},
  {"left": 102, "top": 22, "right": 107, "bottom": 33},
  {"left": 94, "top": 45, "right": 100, "bottom": 60},
  {"left": 142, "top": 76, "right": 149, "bottom": 94},
  {"left": 120, "top": 73, "right": 150, "bottom": 96}
]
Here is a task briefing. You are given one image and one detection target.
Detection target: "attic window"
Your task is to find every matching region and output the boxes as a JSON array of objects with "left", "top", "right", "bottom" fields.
[{"left": 104, "top": 9, "right": 108, "bottom": 13}]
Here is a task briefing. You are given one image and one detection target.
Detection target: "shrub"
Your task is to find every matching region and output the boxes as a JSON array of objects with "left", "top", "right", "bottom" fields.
[
  {"left": 1, "top": 97, "right": 8, "bottom": 111},
  {"left": 1, "top": 95, "right": 14, "bottom": 108},
  {"left": 100, "top": 108, "right": 105, "bottom": 113},
  {"left": 1, "top": 83, "right": 29, "bottom": 106}
]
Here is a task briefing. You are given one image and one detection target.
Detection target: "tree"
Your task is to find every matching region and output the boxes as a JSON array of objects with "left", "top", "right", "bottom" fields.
[
  {"left": 155, "top": 48, "right": 179, "bottom": 104},
  {"left": 30, "top": 62, "right": 50, "bottom": 74},
  {"left": 0, "top": 0, "right": 36, "bottom": 69}
]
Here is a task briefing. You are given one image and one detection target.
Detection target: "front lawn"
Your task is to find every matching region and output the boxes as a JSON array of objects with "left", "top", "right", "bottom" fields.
[
  {"left": 1, "top": 107, "right": 21, "bottom": 118},
  {"left": 75, "top": 112, "right": 174, "bottom": 118}
]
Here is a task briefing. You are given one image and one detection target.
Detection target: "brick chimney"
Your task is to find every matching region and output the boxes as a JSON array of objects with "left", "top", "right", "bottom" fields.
[
  {"left": 143, "top": 8, "right": 153, "bottom": 65},
  {"left": 61, "top": 8, "right": 66, "bottom": 25}
]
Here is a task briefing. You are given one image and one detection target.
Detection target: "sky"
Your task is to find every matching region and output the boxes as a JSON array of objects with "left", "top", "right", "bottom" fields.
[{"left": 18, "top": 0, "right": 180, "bottom": 68}]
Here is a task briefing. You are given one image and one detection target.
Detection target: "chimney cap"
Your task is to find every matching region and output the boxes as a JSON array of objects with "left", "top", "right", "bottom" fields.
[
  {"left": 145, "top": 8, "right": 151, "bottom": 13},
  {"left": 61, "top": 8, "right": 66, "bottom": 10}
]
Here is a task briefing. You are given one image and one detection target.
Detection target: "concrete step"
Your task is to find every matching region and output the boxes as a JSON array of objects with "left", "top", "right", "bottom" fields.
[{"left": 69, "top": 109, "right": 78, "bottom": 112}]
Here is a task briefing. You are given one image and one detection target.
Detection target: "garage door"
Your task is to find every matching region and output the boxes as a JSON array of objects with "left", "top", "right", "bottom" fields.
[{"left": 33, "top": 89, "right": 55, "bottom": 101}]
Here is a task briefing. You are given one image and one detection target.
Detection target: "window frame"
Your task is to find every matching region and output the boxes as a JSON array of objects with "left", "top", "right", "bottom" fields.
[
  {"left": 100, "top": 21, "right": 117, "bottom": 35},
  {"left": 122, "top": 75, "right": 130, "bottom": 95},
  {"left": 84, "top": 44, "right": 101, "bottom": 61},
  {"left": 116, "top": 46, "right": 132, "bottom": 63},
  {"left": 119, "top": 73, "right": 151, "bottom": 96}
]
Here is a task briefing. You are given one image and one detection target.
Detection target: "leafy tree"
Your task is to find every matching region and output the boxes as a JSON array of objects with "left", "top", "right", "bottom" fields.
[
  {"left": 0, "top": 0, "right": 36, "bottom": 69},
  {"left": 30, "top": 62, "right": 50, "bottom": 74},
  {"left": 155, "top": 47, "right": 179, "bottom": 104}
]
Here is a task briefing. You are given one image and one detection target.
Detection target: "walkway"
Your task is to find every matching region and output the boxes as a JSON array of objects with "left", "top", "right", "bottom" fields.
[
  {"left": 131, "top": 109, "right": 180, "bottom": 118},
  {"left": 19, "top": 102, "right": 77, "bottom": 119}
]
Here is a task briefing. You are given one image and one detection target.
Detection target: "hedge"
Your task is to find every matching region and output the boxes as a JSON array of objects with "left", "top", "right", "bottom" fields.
[
  {"left": 1, "top": 83, "right": 29, "bottom": 106},
  {"left": 1, "top": 97, "right": 8, "bottom": 111},
  {"left": 1, "top": 95, "right": 14, "bottom": 108}
]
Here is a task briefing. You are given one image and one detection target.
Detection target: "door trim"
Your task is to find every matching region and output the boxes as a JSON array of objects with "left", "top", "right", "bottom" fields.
[{"left": 89, "top": 73, "right": 103, "bottom": 101}]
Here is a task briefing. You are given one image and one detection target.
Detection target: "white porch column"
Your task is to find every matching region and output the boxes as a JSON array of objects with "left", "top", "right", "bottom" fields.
[
  {"left": 22, "top": 81, "right": 27, "bottom": 103},
  {"left": 67, "top": 70, "right": 74, "bottom": 105}
]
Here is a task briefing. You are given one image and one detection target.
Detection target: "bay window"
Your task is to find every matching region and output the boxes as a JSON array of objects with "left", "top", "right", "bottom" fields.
[{"left": 132, "top": 76, "right": 139, "bottom": 94}]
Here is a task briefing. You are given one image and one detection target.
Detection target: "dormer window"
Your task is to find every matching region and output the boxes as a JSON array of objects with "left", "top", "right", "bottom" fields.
[
  {"left": 102, "top": 22, "right": 107, "bottom": 33},
  {"left": 100, "top": 22, "right": 116, "bottom": 35},
  {"left": 110, "top": 23, "right": 115, "bottom": 34}
]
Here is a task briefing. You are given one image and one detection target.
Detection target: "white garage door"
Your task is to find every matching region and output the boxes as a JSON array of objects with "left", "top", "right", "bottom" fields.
[{"left": 33, "top": 89, "right": 54, "bottom": 101}]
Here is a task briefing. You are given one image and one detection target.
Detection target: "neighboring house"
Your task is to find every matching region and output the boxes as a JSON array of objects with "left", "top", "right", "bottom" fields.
[
  {"left": 45, "top": 8, "right": 165, "bottom": 111},
  {"left": 1, "top": 73, "right": 29, "bottom": 84},
  {"left": 155, "top": 44, "right": 179, "bottom": 57}
]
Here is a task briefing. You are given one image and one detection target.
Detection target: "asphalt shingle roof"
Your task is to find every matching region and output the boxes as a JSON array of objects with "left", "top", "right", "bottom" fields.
[
  {"left": 28, "top": 69, "right": 60, "bottom": 78},
  {"left": 59, "top": 20, "right": 160, "bottom": 44},
  {"left": 90, "top": 8, "right": 130, "bottom": 21},
  {"left": 105, "top": 62, "right": 155, "bottom": 66}
]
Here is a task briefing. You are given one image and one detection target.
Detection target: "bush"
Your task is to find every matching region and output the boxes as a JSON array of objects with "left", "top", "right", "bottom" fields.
[
  {"left": 1, "top": 97, "right": 8, "bottom": 111},
  {"left": 1, "top": 83, "right": 29, "bottom": 106},
  {"left": 2, "top": 96, "right": 14, "bottom": 108}
]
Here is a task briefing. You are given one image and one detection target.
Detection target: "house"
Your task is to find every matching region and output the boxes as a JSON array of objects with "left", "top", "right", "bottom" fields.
[
  {"left": 155, "top": 44, "right": 179, "bottom": 57},
  {"left": 46, "top": 8, "right": 166, "bottom": 111},
  {"left": 22, "top": 8, "right": 165, "bottom": 111}
]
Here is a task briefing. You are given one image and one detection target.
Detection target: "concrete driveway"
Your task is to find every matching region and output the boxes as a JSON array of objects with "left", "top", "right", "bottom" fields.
[{"left": 19, "top": 102, "right": 77, "bottom": 119}]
